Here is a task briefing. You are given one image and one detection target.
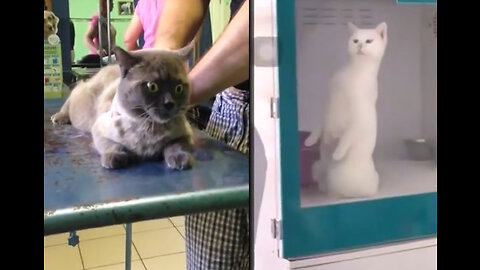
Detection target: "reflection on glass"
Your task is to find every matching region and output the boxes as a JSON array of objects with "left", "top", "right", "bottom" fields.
[
  {"left": 77, "top": 0, "right": 116, "bottom": 67},
  {"left": 296, "top": 0, "right": 437, "bottom": 207},
  {"left": 43, "top": 1, "right": 139, "bottom": 92},
  {"left": 68, "top": 0, "right": 135, "bottom": 80}
]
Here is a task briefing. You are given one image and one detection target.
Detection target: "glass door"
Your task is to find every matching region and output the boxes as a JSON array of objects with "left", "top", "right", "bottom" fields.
[{"left": 276, "top": 0, "right": 437, "bottom": 258}]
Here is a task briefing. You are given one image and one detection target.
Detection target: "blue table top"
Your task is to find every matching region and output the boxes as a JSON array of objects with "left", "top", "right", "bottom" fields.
[{"left": 44, "top": 98, "right": 249, "bottom": 235}]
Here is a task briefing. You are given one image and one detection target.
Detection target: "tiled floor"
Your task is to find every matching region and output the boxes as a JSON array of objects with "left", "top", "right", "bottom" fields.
[{"left": 44, "top": 216, "right": 186, "bottom": 270}]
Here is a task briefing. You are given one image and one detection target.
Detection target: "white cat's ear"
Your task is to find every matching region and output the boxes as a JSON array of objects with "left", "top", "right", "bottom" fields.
[
  {"left": 114, "top": 46, "right": 141, "bottom": 78},
  {"left": 375, "top": 22, "right": 387, "bottom": 40},
  {"left": 347, "top": 22, "right": 358, "bottom": 34}
]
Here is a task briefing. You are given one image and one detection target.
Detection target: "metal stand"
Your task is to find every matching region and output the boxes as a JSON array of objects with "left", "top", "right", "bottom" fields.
[{"left": 125, "top": 223, "right": 132, "bottom": 270}]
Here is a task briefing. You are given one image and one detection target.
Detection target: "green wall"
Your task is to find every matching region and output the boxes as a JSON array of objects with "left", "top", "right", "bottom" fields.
[
  {"left": 209, "top": 0, "right": 231, "bottom": 43},
  {"left": 69, "top": 0, "right": 230, "bottom": 60},
  {"left": 69, "top": 0, "right": 132, "bottom": 61}
]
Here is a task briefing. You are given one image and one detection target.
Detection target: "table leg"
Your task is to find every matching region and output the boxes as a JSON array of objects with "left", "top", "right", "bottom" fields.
[{"left": 125, "top": 223, "right": 132, "bottom": 270}]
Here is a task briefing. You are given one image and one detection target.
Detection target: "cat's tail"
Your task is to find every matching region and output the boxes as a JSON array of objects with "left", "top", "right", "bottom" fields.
[{"left": 304, "top": 126, "right": 321, "bottom": 147}]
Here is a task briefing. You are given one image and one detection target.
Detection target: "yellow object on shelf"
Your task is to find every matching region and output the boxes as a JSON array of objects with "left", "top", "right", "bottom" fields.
[{"left": 209, "top": 0, "right": 231, "bottom": 43}]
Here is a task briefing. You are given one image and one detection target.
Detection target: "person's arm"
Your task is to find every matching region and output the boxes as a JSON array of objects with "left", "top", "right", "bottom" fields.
[
  {"left": 153, "top": 0, "right": 210, "bottom": 50},
  {"left": 124, "top": 14, "right": 143, "bottom": 50},
  {"left": 84, "top": 17, "right": 101, "bottom": 55},
  {"left": 188, "top": 0, "right": 249, "bottom": 104}
]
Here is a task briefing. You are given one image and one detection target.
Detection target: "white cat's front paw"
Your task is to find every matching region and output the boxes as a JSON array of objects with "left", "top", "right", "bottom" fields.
[
  {"left": 304, "top": 136, "right": 317, "bottom": 147},
  {"left": 332, "top": 148, "right": 344, "bottom": 161}
]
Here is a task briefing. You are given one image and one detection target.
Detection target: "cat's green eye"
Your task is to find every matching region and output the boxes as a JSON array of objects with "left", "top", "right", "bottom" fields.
[
  {"left": 175, "top": 84, "right": 184, "bottom": 94},
  {"left": 147, "top": 81, "right": 159, "bottom": 92},
  {"left": 353, "top": 39, "right": 359, "bottom": 43},
  {"left": 366, "top": 39, "right": 373, "bottom": 44}
]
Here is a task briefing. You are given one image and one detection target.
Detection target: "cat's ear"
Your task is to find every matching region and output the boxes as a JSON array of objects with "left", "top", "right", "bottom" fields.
[
  {"left": 347, "top": 22, "right": 358, "bottom": 34},
  {"left": 375, "top": 22, "right": 387, "bottom": 40},
  {"left": 114, "top": 46, "right": 141, "bottom": 77},
  {"left": 171, "top": 42, "right": 194, "bottom": 61}
]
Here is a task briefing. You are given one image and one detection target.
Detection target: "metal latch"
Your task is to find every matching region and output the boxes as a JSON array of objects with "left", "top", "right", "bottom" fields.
[
  {"left": 270, "top": 97, "right": 279, "bottom": 118},
  {"left": 271, "top": 219, "right": 283, "bottom": 239}
]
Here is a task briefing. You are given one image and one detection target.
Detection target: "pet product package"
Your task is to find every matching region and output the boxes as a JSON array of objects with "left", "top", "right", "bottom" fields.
[{"left": 44, "top": 36, "right": 63, "bottom": 99}]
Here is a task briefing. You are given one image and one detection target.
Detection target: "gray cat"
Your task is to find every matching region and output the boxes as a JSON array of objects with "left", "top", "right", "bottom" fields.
[{"left": 51, "top": 46, "right": 195, "bottom": 170}]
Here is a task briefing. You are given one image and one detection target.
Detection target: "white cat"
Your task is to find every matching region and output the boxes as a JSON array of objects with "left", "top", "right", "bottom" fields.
[{"left": 304, "top": 22, "right": 388, "bottom": 198}]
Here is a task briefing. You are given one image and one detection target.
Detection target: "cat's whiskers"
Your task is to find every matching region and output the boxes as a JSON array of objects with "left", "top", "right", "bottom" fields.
[
  {"left": 138, "top": 114, "right": 152, "bottom": 131},
  {"left": 138, "top": 111, "right": 149, "bottom": 118},
  {"left": 140, "top": 111, "right": 155, "bottom": 134},
  {"left": 145, "top": 105, "right": 157, "bottom": 133}
]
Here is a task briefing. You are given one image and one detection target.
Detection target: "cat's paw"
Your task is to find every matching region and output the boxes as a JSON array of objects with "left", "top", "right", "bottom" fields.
[
  {"left": 51, "top": 112, "right": 70, "bottom": 125},
  {"left": 304, "top": 136, "right": 317, "bottom": 147},
  {"left": 165, "top": 151, "right": 194, "bottom": 170},
  {"left": 332, "top": 148, "right": 345, "bottom": 161},
  {"left": 101, "top": 151, "right": 133, "bottom": 169}
]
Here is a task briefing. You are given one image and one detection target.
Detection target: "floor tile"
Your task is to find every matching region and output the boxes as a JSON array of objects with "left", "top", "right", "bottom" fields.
[
  {"left": 77, "top": 225, "right": 125, "bottom": 241},
  {"left": 132, "top": 219, "right": 172, "bottom": 233},
  {"left": 134, "top": 228, "right": 185, "bottom": 259},
  {"left": 44, "top": 244, "right": 83, "bottom": 270},
  {"left": 169, "top": 216, "right": 185, "bottom": 227},
  {"left": 80, "top": 235, "right": 140, "bottom": 269},
  {"left": 176, "top": 226, "right": 185, "bottom": 239},
  {"left": 143, "top": 253, "right": 186, "bottom": 270},
  {"left": 86, "top": 260, "right": 145, "bottom": 270},
  {"left": 44, "top": 233, "right": 70, "bottom": 247}
]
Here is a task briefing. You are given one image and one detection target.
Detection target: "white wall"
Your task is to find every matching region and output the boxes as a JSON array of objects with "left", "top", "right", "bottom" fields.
[
  {"left": 253, "top": 0, "right": 290, "bottom": 268},
  {"left": 421, "top": 6, "right": 437, "bottom": 147}
]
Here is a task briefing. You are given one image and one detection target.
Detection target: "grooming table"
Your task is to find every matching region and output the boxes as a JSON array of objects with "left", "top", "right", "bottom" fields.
[{"left": 44, "top": 98, "right": 249, "bottom": 270}]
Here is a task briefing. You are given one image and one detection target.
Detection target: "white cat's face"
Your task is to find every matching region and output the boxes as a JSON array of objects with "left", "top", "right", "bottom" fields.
[{"left": 347, "top": 22, "right": 387, "bottom": 61}]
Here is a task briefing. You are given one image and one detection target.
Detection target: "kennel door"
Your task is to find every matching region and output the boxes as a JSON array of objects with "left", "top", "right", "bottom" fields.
[{"left": 275, "top": 0, "right": 437, "bottom": 259}]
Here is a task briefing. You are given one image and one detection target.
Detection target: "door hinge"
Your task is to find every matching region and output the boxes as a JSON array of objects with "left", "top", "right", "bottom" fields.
[
  {"left": 271, "top": 219, "right": 283, "bottom": 239},
  {"left": 270, "top": 97, "right": 279, "bottom": 118}
]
